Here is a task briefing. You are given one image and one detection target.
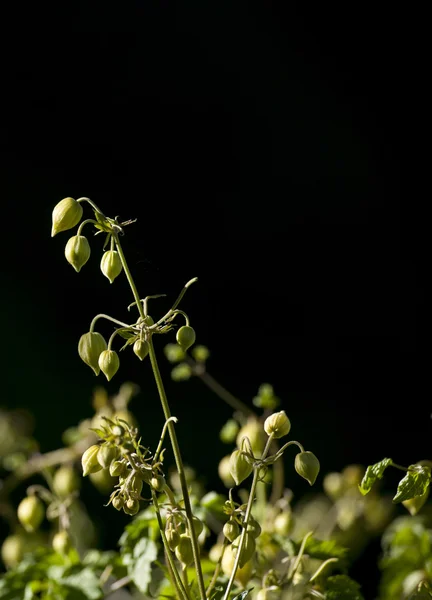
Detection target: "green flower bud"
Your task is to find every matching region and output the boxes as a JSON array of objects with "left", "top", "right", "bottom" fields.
[
  {"left": 403, "top": 488, "right": 430, "bottom": 516},
  {"left": 131, "top": 473, "right": 144, "bottom": 496},
  {"left": 52, "top": 465, "right": 81, "bottom": 498},
  {"left": 175, "top": 534, "right": 193, "bottom": 565},
  {"left": 1, "top": 534, "right": 25, "bottom": 568},
  {"left": 164, "top": 343, "right": 186, "bottom": 363},
  {"left": 221, "top": 545, "right": 253, "bottom": 586},
  {"left": 171, "top": 363, "right": 192, "bottom": 382},
  {"left": 323, "top": 472, "right": 345, "bottom": 500},
  {"left": 165, "top": 525, "right": 180, "bottom": 551},
  {"left": 100, "top": 250, "right": 122, "bottom": 283},
  {"left": 151, "top": 475, "right": 166, "bottom": 492},
  {"left": 143, "top": 315, "right": 154, "bottom": 326},
  {"left": 17, "top": 496, "right": 45, "bottom": 532},
  {"left": 51, "top": 197, "right": 83, "bottom": 237},
  {"left": 81, "top": 445, "right": 103, "bottom": 476},
  {"left": 257, "top": 586, "right": 282, "bottom": 600},
  {"left": 218, "top": 455, "right": 236, "bottom": 487},
  {"left": 189, "top": 516, "right": 204, "bottom": 537},
  {"left": 237, "top": 418, "right": 265, "bottom": 455},
  {"left": 191, "top": 345, "right": 210, "bottom": 362},
  {"left": 295, "top": 451, "right": 320, "bottom": 486},
  {"left": 223, "top": 519, "right": 240, "bottom": 542},
  {"left": 111, "top": 424, "right": 125, "bottom": 437},
  {"left": 264, "top": 411, "right": 291, "bottom": 439},
  {"left": 110, "top": 460, "right": 127, "bottom": 477},
  {"left": 52, "top": 531, "right": 71, "bottom": 555},
  {"left": 112, "top": 496, "right": 125, "bottom": 511},
  {"left": 273, "top": 511, "right": 292, "bottom": 536},
  {"left": 220, "top": 419, "right": 240, "bottom": 444},
  {"left": 65, "top": 235, "right": 91, "bottom": 272},
  {"left": 97, "top": 444, "right": 119, "bottom": 468},
  {"left": 232, "top": 532, "right": 256, "bottom": 568},
  {"left": 98, "top": 350, "right": 120, "bottom": 381},
  {"left": 176, "top": 325, "right": 196, "bottom": 351},
  {"left": 133, "top": 339, "right": 149, "bottom": 361},
  {"left": 124, "top": 498, "right": 140, "bottom": 516},
  {"left": 246, "top": 516, "right": 262, "bottom": 539},
  {"left": 78, "top": 331, "right": 108, "bottom": 375},
  {"left": 209, "top": 543, "right": 223, "bottom": 563},
  {"left": 229, "top": 449, "right": 253, "bottom": 486}
]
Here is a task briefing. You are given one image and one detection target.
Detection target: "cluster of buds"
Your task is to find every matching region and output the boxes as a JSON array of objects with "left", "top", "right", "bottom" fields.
[
  {"left": 164, "top": 342, "right": 210, "bottom": 382},
  {"left": 163, "top": 511, "right": 204, "bottom": 566}
]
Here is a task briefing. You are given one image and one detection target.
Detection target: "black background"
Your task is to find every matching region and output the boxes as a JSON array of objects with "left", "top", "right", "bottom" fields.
[{"left": 1, "top": 0, "right": 428, "bottom": 594}]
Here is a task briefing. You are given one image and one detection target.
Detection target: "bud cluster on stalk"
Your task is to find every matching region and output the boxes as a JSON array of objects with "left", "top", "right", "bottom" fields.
[{"left": 163, "top": 512, "right": 204, "bottom": 566}]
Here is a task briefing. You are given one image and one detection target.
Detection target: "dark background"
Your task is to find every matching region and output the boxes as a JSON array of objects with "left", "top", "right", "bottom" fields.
[{"left": 1, "top": 0, "right": 427, "bottom": 594}]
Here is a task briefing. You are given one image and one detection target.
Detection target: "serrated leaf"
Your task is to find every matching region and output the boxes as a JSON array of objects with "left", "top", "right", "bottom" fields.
[
  {"left": 325, "top": 574, "right": 365, "bottom": 600},
  {"left": 393, "top": 466, "right": 432, "bottom": 504},
  {"left": 358, "top": 457, "right": 393, "bottom": 495}
]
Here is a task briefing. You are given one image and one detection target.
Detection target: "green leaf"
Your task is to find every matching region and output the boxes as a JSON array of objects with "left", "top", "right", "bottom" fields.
[
  {"left": 232, "top": 591, "right": 253, "bottom": 600},
  {"left": 325, "top": 575, "right": 365, "bottom": 600},
  {"left": 57, "top": 566, "right": 104, "bottom": 599},
  {"left": 292, "top": 537, "right": 348, "bottom": 564},
  {"left": 129, "top": 538, "right": 158, "bottom": 594},
  {"left": 393, "top": 465, "right": 432, "bottom": 503},
  {"left": 358, "top": 457, "right": 393, "bottom": 495},
  {"left": 117, "top": 329, "right": 136, "bottom": 340}
]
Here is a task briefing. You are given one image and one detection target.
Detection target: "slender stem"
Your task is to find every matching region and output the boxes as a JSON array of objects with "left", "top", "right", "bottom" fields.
[
  {"left": 391, "top": 462, "right": 409, "bottom": 472},
  {"left": 90, "top": 314, "right": 132, "bottom": 332},
  {"left": 182, "top": 565, "right": 189, "bottom": 593},
  {"left": 153, "top": 417, "right": 179, "bottom": 465},
  {"left": 76, "top": 197, "right": 104, "bottom": 214},
  {"left": 223, "top": 434, "right": 274, "bottom": 600},
  {"left": 206, "top": 541, "right": 228, "bottom": 597},
  {"left": 269, "top": 440, "right": 285, "bottom": 504},
  {"left": 165, "top": 549, "right": 183, "bottom": 600},
  {"left": 77, "top": 219, "right": 98, "bottom": 236},
  {"left": 113, "top": 234, "right": 145, "bottom": 320},
  {"left": 309, "top": 558, "right": 338, "bottom": 583},
  {"left": 148, "top": 337, "right": 207, "bottom": 600},
  {"left": 193, "top": 368, "right": 254, "bottom": 417}
]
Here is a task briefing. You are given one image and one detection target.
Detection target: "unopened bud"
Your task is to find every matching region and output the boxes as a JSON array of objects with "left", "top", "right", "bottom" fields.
[
  {"left": 110, "top": 460, "right": 127, "bottom": 477},
  {"left": 264, "top": 411, "right": 291, "bottom": 439},
  {"left": 175, "top": 534, "right": 193, "bottom": 565},
  {"left": 78, "top": 332, "right": 108, "bottom": 375},
  {"left": 98, "top": 350, "right": 120, "bottom": 381},
  {"left": 52, "top": 531, "right": 71, "bottom": 555},
  {"left": 165, "top": 525, "right": 180, "bottom": 551},
  {"left": 191, "top": 345, "right": 210, "bottom": 362},
  {"left": 295, "top": 451, "right": 320, "bottom": 486},
  {"left": 171, "top": 363, "right": 192, "bottom": 382},
  {"left": 124, "top": 498, "right": 140, "bottom": 516},
  {"left": 229, "top": 449, "right": 253, "bottom": 486},
  {"left": 65, "top": 235, "right": 91, "bottom": 272},
  {"left": 97, "top": 444, "right": 119, "bottom": 468},
  {"left": 17, "top": 496, "right": 45, "bottom": 532},
  {"left": 164, "top": 343, "right": 186, "bottom": 363},
  {"left": 1, "top": 534, "right": 25, "bottom": 568},
  {"left": 100, "top": 250, "right": 122, "bottom": 283},
  {"left": 51, "top": 197, "right": 83, "bottom": 237},
  {"left": 218, "top": 455, "right": 236, "bottom": 488},
  {"left": 52, "top": 466, "right": 81, "bottom": 498},
  {"left": 237, "top": 418, "right": 265, "bottom": 454},
  {"left": 133, "top": 339, "right": 149, "bottom": 361},
  {"left": 273, "top": 511, "right": 292, "bottom": 536},
  {"left": 232, "top": 532, "right": 256, "bottom": 568},
  {"left": 220, "top": 419, "right": 240, "bottom": 444},
  {"left": 223, "top": 519, "right": 239, "bottom": 542},
  {"left": 246, "top": 516, "right": 262, "bottom": 539},
  {"left": 221, "top": 545, "right": 253, "bottom": 586},
  {"left": 151, "top": 475, "right": 166, "bottom": 492},
  {"left": 323, "top": 472, "right": 345, "bottom": 500},
  {"left": 81, "top": 445, "right": 103, "bottom": 476},
  {"left": 130, "top": 473, "right": 144, "bottom": 496},
  {"left": 190, "top": 516, "right": 204, "bottom": 537},
  {"left": 176, "top": 326, "right": 196, "bottom": 351},
  {"left": 112, "top": 496, "right": 125, "bottom": 511}
]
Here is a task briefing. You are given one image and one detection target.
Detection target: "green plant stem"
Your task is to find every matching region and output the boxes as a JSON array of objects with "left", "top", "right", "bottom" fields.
[
  {"left": 165, "top": 549, "right": 183, "bottom": 600},
  {"left": 90, "top": 314, "right": 131, "bottom": 332},
  {"left": 193, "top": 367, "right": 254, "bottom": 417},
  {"left": 113, "top": 234, "right": 145, "bottom": 320},
  {"left": 206, "top": 540, "right": 228, "bottom": 597},
  {"left": 223, "top": 434, "right": 274, "bottom": 600},
  {"left": 149, "top": 337, "right": 207, "bottom": 600}
]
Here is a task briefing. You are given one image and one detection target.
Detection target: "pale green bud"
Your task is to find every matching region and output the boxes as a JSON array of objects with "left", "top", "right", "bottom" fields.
[
  {"left": 52, "top": 465, "right": 81, "bottom": 498},
  {"left": 323, "top": 472, "right": 345, "bottom": 500},
  {"left": 229, "top": 449, "right": 253, "bottom": 486},
  {"left": 223, "top": 519, "right": 239, "bottom": 542},
  {"left": 100, "top": 250, "right": 122, "bottom": 283},
  {"left": 189, "top": 516, "right": 204, "bottom": 537},
  {"left": 17, "top": 496, "right": 45, "bottom": 532},
  {"left": 273, "top": 511, "right": 292, "bottom": 536},
  {"left": 220, "top": 419, "right": 240, "bottom": 444},
  {"left": 164, "top": 343, "right": 186, "bottom": 363},
  {"left": 124, "top": 498, "right": 140, "bottom": 516},
  {"left": 1, "top": 534, "right": 25, "bottom": 568},
  {"left": 175, "top": 534, "right": 193, "bottom": 565},
  {"left": 176, "top": 325, "right": 196, "bottom": 351},
  {"left": 295, "top": 451, "right": 320, "bottom": 485},
  {"left": 232, "top": 532, "right": 256, "bottom": 568},
  {"left": 52, "top": 531, "right": 71, "bottom": 555},
  {"left": 171, "top": 363, "right": 192, "bottom": 381},
  {"left": 264, "top": 411, "right": 291, "bottom": 439},
  {"left": 237, "top": 418, "right": 265, "bottom": 454},
  {"left": 78, "top": 332, "right": 108, "bottom": 375},
  {"left": 98, "top": 350, "right": 120, "bottom": 381},
  {"left": 97, "top": 444, "right": 119, "bottom": 468},
  {"left": 191, "top": 345, "right": 210, "bottom": 362},
  {"left": 151, "top": 475, "right": 166, "bottom": 492},
  {"left": 246, "top": 516, "right": 262, "bottom": 539},
  {"left": 65, "top": 235, "right": 91, "bottom": 272},
  {"left": 51, "top": 197, "right": 83, "bottom": 237},
  {"left": 81, "top": 445, "right": 103, "bottom": 476},
  {"left": 133, "top": 339, "right": 149, "bottom": 361},
  {"left": 165, "top": 525, "right": 180, "bottom": 551},
  {"left": 218, "top": 455, "right": 236, "bottom": 487},
  {"left": 110, "top": 460, "right": 127, "bottom": 477},
  {"left": 221, "top": 545, "right": 253, "bottom": 586},
  {"left": 112, "top": 496, "right": 124, "bottom": 511}
]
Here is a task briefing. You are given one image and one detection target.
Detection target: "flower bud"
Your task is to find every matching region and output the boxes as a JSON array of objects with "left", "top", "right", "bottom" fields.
[
  {"left": 52, "top": 465, "right": 81, "bottom": 498},
  {"left": 151, "top": 475, "right": 166, "bottom": 492},
  {"left": 171, "top": 363, "right": 192, "bottom": 381},
  {"left": 164, "top": 343, "right": 186, "bottom": 363},
  {"left": 294, "top": 451, "right": 320, "bottom": 486},
  {"left": 232, "top": 533, "right": 256, "bottom": 568},
  {"left": 176, "top": 326, "right": 196, "bottom": 351},
  {"left": 17, "top": 496, "right": 45, "bottom": 532},
  {"left": 65, "top": 235, "right": 91, "bottom": 272},
  {"left": 189, "top": 516, "right": 203, "bottom": 537},
  {"left": 273, "top": 511, "right": 292, "bottom": 536},
  {"left": 220, "top": 419, "right": 240, "bottom": 444},
  {"left": 264, "top": 411, "right": 291, "bottom": 439},
  {"left": 323, "top": 472, "right": 345, "bottom": 500},
  {"left": 52, "top": 531, "right": 71, "bottom": 555},
  {"left": 78, "top": 332, "right": 108, "bottom": 375},
  {"left": 133, "top": 339, "right": 149, "bottom": 361},
  {"left": 218, "top": 455, "right": 235, "bottom": 487},
  {"left": 165, "top": 525, "right": 180, "bottom": 551},
  {"left": 124, "top": 498, "right": 140, "bottom": 516},
  {"left": 98, "top": 350, "right": 120, "bottom": 381},
  {"left": 130, "top": 473, "right": 144, "bottom": 496},
  {"left": 237, "top": 418, "right": 265, "bottom": 455},
  {"left": 110, "top": 460, "right": 127, "bottom": 477},
  {"left": 98, "top": 444, "right": 119, "bottom": 468},
  {"left": 191, "top": 345, "right": 210, "bottom": 362},
  {"left": 403, "top": 488, "right": 430, "bottom": 516},
  {"left": 112, "top": 496, "right": 125, "bottom": 511},
  {"left": 175, "top": 534, "right": 193, "bottom": 565},
  {"left": 229, "top": 449, "right": 253, "bottom": 486},
  {"left": 221, "top": 545, "right": 253, "bottom": 586},
  {"left": 51, "top": 197, "right": 83, "bottom": 237},
  {"left": 223, "top": 519, "right": 240, "bottom": 542},
  {"left": 209, "top": 543, "right": 223, "bottom": 563},
  {"left": 100, "top": 250, "right": 122, "bottom": 283},
  {"left": 1, "top": 534, "right": 25, "bottom": 568},
  {"left": 81, "top": 445, "right": 103, "bottom": 476},
  {"left": 246, "top": 516, "right": 261, "bottom": 539}
]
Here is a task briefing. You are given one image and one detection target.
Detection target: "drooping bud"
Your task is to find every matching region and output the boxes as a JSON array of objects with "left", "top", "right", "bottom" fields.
[
  {"left": 65, "top": 235, "right": 91, "bottom": 272},
  {"left": 295, "top": 451, "right": 320, "bottom": 486},
  {"left": 81, "top": 445, "right": 103, "bottom": 476},
  {"left": 133, "top": 339, "right": 149, "bottom": 361},
  {"left": 98, "top": 350, "right": 120, "bottom": 381},
  {"left": 52, "top": 465, "right": 81, "bottom": 498},
  {"left": 229, "top": 449, "right": 253, "bottom": 486},
  {"left": 110, "top": 460, "right": 127, "bottom": 477},
  {"left": 17, "top": 496, "right": 45, "bottom": 532},
  {"left": 130, "top": 473, "right": 144, "bottom": 497},
  {"left": 191, "top": 345, "right": 210, "bottom": 362},
  {"left": 223, "top": 519, "right": 240, "bottom": 542},
  {"left": 246, "top": 516, "right": 262, "bottom": 539},
  {"left": 171, "top": 363, "right": 192, "bottom": 381},
  {"left": 165, "top": 525, "right": 180, "bottom": 551},
  {"left": 112, "top": 496, "right": 125, "bottom": 511},
  {"left": 97, "top": 444, "right": 119, "bottom": 468},
  {"left": 176, "top": 325, "right": 196, "bottom": 351},
  {"left": 51, "top": 197, "right": 83, "bottom": 237},
  {"left": 151, "top": 475, "right": 166, "bottom": 492},
  {"left": 189, "top": 516, "right": 204, "bottom": 537},
  {"left": 323, "top": 472, "right": 345, "bottom": 500},
  {"left": 237, "top": 418, "right": 265, "bottom": 455},
  {"left": 100, "top": 250, "right": 122, "bottom": 283},
  {"left": 124, "top": 498, "right": 140, "bottom": 516},
  {"left": 78, "top": 332, "right": 107, "bottom": 375},
  {"left": 164, "top": 343, "right": 186, "bottom": 363},
  {"left": 264, "top": 411, "right": 291, "bottom": 439},
  {"left": 231, "top": 532, "right": 256, "bottom": 568},
  {"left": 221, "top": 544, "right": 253, "bottom": 586},
  {"left": 218, "top": 455, "right": 236, "bottom": 488},
  {"left": 1, "top": 534, "right": 25, "bottom": 568},
  {"left": 175, "top": 534, "right": 194, "bottom": 565},
  {"left": 273, "top": 511, "right": 292, "bottom": 536},
  {"left": 52, "top": 531, "right": 71, "bottom": 555}
]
